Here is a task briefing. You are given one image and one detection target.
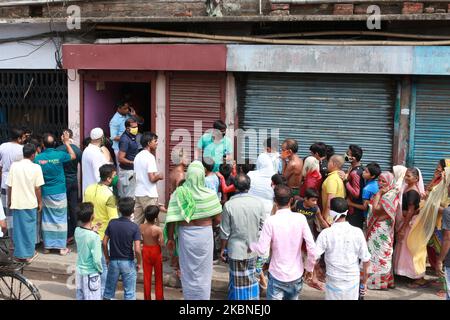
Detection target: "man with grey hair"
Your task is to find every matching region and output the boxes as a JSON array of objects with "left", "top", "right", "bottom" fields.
[
  {"left": 220, "top": 173, "right": 266, "bottom": 300},
  {"left": 321, "top": 155, "right": 346, "bottom": 227}
]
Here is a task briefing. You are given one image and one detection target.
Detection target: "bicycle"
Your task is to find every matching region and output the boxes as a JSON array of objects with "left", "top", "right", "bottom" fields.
[{"left": 0, "top": 237, "right": 41, "bottom": 300}]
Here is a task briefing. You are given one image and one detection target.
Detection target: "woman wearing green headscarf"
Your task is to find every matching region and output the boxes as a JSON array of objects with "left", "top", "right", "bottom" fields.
[{"left": 165, "top": 161, "right": 222, "bottom": 300}]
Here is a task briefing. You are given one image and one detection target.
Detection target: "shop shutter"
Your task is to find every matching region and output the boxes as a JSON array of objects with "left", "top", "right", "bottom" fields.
[
  {"left": 167, "top": 73, "right": 225, "bottom": 171},
  {"left": 237, "top": 73, "right": 395, "bottom": 171},
  {"left": 411, "top": 77, "right": 450, "bottom": 182}
]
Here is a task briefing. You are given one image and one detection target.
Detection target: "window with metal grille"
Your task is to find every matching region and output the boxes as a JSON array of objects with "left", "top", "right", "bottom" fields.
[{"left": 0, "top": 70, "right": 68, "bottom": 143}]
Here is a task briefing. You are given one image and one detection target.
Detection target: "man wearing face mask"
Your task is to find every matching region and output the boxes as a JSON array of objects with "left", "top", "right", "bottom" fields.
[
  {"left": 314, "top": 197, "right": 371, "bottom": 300},
  {"left": 342, "top": 144, "right": 365, "bottom": 230},
  {"left": 83, "top": 164, "right": 119, "bottom": 296},
  {"left": 117, "top": 118, "right": 140, "bottom": 198}
]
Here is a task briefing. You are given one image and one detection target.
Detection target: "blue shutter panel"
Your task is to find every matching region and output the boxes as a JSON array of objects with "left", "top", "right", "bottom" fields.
[
  {"left": 412, "top": 77, "right": 450, "bottom": 182},
  {"left": 238, "top": 73, "right": 395, "bottom": 171}
]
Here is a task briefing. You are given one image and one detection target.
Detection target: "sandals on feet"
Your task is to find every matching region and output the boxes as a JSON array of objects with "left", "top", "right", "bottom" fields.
[{"left": 59, "top": 248, "right": 71, "bottom": 256}]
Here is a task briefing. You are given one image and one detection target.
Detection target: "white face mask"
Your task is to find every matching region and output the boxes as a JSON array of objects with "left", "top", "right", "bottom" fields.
[{"left": 330, "top": 210, "right": 348, "bottom": 223}]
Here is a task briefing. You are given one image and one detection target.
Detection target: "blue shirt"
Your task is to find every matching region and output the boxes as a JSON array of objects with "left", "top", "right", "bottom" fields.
[
  {"left": 105, "top": 217, "right": 140, "bottom": 261},
  {"left": 197, "top": 133, "right": 233, "bottom": 172},
  {"left": 119, "top": 132, "right": 139, "bottom": 171},
  {"left": 56, "top": 144, "right": 82, "bottom": 185},
  {"left": 34, "top": 148, "right": 72, "bottom": 196},
  {"left": 362, "top": 179, "right": 379, "bottom": 217},
  {"left": 205, "top": 174, "right": 220, "bottom": 198},
  {"left": 109, "top": 112, "right": 131, "bottom": 151}
]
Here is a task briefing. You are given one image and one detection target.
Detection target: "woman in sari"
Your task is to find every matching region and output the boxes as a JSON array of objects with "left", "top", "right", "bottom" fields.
[
  {"left": 299, "top": 156, "right": 322, "bottom": 198},
  {"left": 425, "top": 159, "right": 450, "bottom": 295},
  {"left": 164, "top": 161, "right": 222, "bottom": 300},
  {"left": 366, "top": 171, "right": 401, "bottom": 290},
  {"left": 393, "top": 167, "right": 426, "bottom": 287}
]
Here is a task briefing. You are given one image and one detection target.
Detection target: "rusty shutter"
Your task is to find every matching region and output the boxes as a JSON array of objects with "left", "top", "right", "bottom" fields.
[{"left": 167, "top": 73, "right": 225, "bottom": 172}]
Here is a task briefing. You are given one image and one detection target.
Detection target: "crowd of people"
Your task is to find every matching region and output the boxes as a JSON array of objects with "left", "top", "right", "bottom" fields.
[{"left": 0, "top": 107, "right": 449, "bottom": 301}]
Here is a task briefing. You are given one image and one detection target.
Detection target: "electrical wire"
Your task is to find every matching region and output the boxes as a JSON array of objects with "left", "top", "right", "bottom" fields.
[{"left": 0, "top": 38, "right": 51, "bottom": 62}]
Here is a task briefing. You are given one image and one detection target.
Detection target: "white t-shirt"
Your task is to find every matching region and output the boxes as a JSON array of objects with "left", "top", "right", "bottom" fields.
[
  {"left": 81, "top": 144, "right": 107, "bottom": 196},
  {"left": 0, "top": 197, "right": 5, "bottom": 237},
  {"left": 315, "top": 221, "right": 371, "bottom": 281},
  {"left": 134, "top": 149, "right": 158, "bottom": 198},
  {"left": 0, "top": 142, "right": 24, "bottom": 189}
]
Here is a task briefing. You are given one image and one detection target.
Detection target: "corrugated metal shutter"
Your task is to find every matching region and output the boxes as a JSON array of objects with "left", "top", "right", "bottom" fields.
[
  {"left": 411, "top": 77, "right": 450, "bottom": 182},
  {"left": 237, "top": 73, "right": 395, "bottom": 171},
  {"left": 167, "top": 73, "right": 225, "bottom": 170}
]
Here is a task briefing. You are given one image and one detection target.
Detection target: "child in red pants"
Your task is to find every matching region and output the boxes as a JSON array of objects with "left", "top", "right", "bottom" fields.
[{"left": 140, "top": 205, "right": 164, "bottom": 300}]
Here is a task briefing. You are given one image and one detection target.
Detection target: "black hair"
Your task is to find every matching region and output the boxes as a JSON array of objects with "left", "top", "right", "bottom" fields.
[
  {"left": 237, "top": 161, "right": 256, "bottom": 175},
  {"left": 9, "top": 127, "right": 24, "bottom": 141},
  {"left": 407, "top": 167, "right": 420, "bottom": 179},
  {"left": 77, "top": 202, "right": 94, "bottom": 223},
  {"left": 330, "top": 197, "right": 348, "bottom": 213},
  {"left": 62, "top": 128, "right": 73, "bottom": 138},
  {"left": 366, "top": 162, "right": 381, "bottom": 179},
  {"left": 304, "top": 188, "right": 319, "bottom": 199},
  {"left": 29, "top": 135, "right": 43, "bottom": 150},
  {"left": 264, "top": 137, "right": 278, "bottom": 150},
  {"left": 283, "top": 138, "right": 298, "bottom": 154},
  {"left": 202, "top": 157, "right": 215, "bottom": 173},
  {"left": 219, "top": 163, "right": 232, "bottom": 178},
  {"left": 326, "top": 145, "right": 335, "bottom": 161},
  {"left": 99, "top": 164, "right": 116, "bottom": 182},
  {"left": 82, "top": 137, "right": 92, "bottom": 149},
  {"left": 115, "top": 99, "right": 129, "bottom": 109},
  {"left": 309, "top": 142, "right": 327, "bottom": 158},
  {"left": 274, "top": 185, "right": 292, "bottom": 207},
  {"left": 234, "top": 174, "right": 251, "bottom": 192},
  {"left": 42, "top": 133, "right": 56, "bottom": 149},
  {"left": 141, "top": 132, "right": 158, "bottom": 148},
  {"left": 213, "top": 120, "right": 227, "bottom": 131},
  {"left": 348, "top": 144, "right": 363, "bottom": 162},
  {"left": 439, "top": 159, "right": 447, "bottom": 169},
  {"left": 125, "top": 118, "right": 137, "bottom": 128},
  {"left": 144, "top": 205, "right": 160, "bottom": 224},
  {"left": 23, "top": 143, "right": 37, "bottom": 158},
  {"left": 271, "top": 174, "right": 287, "bottom": 186},
  {"left": 118, "top": 197, "right": 135, "bottom": 217}
]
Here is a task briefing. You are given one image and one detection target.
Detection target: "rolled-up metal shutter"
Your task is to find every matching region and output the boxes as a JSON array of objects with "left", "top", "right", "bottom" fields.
[
  {"left": 237, "top": 73, "right": 395, "bottom": 171},
  {"left": 411, "top": 77, "right": 450, "bottom": 182},
  {"left": 167, "top": 72, "right": 225, "bottom": 171}
]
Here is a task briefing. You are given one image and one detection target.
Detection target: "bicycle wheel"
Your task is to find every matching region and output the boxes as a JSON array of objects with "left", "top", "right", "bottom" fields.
[{"left": 0, "top": 272, "right": 41, "bottom": 300}]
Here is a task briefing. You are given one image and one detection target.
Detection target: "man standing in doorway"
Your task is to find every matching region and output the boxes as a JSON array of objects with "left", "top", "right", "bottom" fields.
[
  {"left": 56, "top": 129, "right": 82, "bottom": 245},
  {"left": 195, "top": 120, "right": 233, "bottom": 172},
  {"left": 342, "top": 144, "right": 365, "bottom": 230},
  {"left": 281, "top": 139, "right": 303, "bottom": 197},
  {"left": 133, "top": 132, "right": 164, "bottom": 225},
  {"left": 0, "top": 127, "right": 25, "bottom": 242},
  {"left": 118, "top": 118, "right": 140, "bottom": 198},
  {"left": 81, "top": 128, "right": 108, "bottom": 196},
  {"left": 109, "top": 100, "right": 144, "bottom": 161}
]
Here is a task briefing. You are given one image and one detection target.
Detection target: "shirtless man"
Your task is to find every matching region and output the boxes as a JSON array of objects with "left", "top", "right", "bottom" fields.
[
  {"left": 168, "top": 149, "right": 189, "bottom": 195},
  {"left": 281, "top": 138, "right": 303, "bottom": 197}
]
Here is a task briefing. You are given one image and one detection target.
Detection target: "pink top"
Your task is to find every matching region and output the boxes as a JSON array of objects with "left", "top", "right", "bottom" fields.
[{"left": 249, "top": 208, "right": 317, "bottom": 282}]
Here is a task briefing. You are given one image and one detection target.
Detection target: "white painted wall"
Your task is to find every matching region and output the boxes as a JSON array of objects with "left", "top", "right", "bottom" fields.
[
  {"left": 67, "top": 69, "right": 80, "bottom": 146},
  {"left": 0, "top": 23, "right": 68, "bottom": 69},
  {"left": 225, "top": 72, "right": 237, "bottom": 153},
  {"left": 155, "top": 71, "right": 166, "bottom": 204}
]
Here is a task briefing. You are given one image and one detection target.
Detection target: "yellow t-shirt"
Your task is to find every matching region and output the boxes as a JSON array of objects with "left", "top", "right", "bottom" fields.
[
  {"left": 84, "top": 183, "right": 118, "bottom": 240},
  {"left": 322, "top": 170, "right": 347, "bottom": 208}
]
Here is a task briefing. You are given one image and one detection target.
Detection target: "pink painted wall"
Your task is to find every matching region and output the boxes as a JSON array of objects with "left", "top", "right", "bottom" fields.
[{"left": 84, "top": 81, "right": 122, "bottom": 138}]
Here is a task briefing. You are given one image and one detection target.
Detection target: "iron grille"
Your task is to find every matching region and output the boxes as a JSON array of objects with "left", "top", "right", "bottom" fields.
[{"left": 0, "top": 70, "right": 68, "bottom": 143}]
